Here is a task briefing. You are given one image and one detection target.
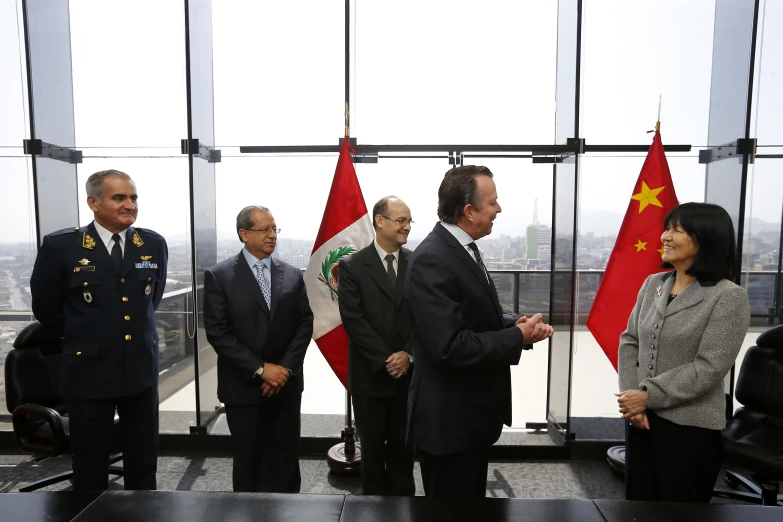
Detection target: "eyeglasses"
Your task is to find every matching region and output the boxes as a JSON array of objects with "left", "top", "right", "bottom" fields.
[
  {"left": 245, "top": 227, "right": 281, "bottom": 235},
  {"left": 380, "top": 215, "right": 414, "bottom": 226}
]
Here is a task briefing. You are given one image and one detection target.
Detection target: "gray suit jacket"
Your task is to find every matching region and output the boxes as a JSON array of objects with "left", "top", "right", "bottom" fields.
[{"left": 618, "top": 270, "right": 750, "bottom": 430}]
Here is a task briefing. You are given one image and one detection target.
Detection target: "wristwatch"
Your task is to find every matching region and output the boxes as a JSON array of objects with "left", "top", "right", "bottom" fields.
[
  {"left": 256, "top": 364, "right": 265, "bottom": 378},
  {"left": 406, "top": 352, "right": 413, "bottom": 364}
]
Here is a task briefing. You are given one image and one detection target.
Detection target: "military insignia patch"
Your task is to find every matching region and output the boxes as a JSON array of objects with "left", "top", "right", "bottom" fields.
[
  {"left": 79, "top": 258, "right": 90, "bottom": 266},
  {"left": 140, "top": 255, "right": 152, "bottom": 261},
  {"left": 132, "top": 231, "right": 144, "bottom": 247},
  {"left": 135, "top": 262, "right": 158, "bottom": 269},
  {"left": 83, "top": 233, "right": 96, "bottom": 250},
  {"left": 317, "top": 246, "right": 357, "bottom": 302}
]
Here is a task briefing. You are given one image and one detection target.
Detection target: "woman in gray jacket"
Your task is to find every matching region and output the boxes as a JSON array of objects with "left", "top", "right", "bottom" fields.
[{"left": 616, "top": 202, "right": 750, "bottom": 503}]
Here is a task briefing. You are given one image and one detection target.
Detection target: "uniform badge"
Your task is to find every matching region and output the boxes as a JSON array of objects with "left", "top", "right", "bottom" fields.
[
  {"left": 83, "top": 290, "right": 92, "bottom": 303},
  {"left": 132, "top": 231, "right": 144, "bottom": 247},
  {"left": 79, "top": 258, "right": 90, "bottom": 266},
  {"left": 135, "top": 261, "right": 158, "bottom": 269},
  {"left": 140, "top": 255, "right": 152, "bottom": 261},
  {"left": 83, "top": 233, "right": 96, "bottom": 250},
  {"left": 145, "top": 285, "right": 151, "bottom": 295}
]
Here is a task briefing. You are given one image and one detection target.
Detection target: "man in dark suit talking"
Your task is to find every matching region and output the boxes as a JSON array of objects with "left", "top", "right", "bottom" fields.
[
  {"left": 203, "top": 205, "right": 313, "bottom": 493},
  {"left": 338, "top": 196, "right": 415, "bottom": 496},
  {"left": 405, "top": 165, "right": 554, "bottom": 498}
]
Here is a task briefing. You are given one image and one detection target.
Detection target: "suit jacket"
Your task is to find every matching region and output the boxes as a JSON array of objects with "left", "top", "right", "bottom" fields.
[
  {"left": 338, "top": 243, "right": 412, "bottom": 397},
  {"left": 30, "top": 222, "right": 168, "bottom": 399},
  {"left": 618, "top": 270, "right": 750, "bottom": 430},
  {"left": 404, "top": 222, "right": 525, "bottom": 455},
  {"left": 203, "top": 251, "right": 313, "bottom": 405}
]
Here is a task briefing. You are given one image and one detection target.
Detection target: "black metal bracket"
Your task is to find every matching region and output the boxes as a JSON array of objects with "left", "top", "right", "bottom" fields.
[
  {"left": 338, "top": 136, "right": 377, "bottom": 163},
  {"left": 23, "top": 139, "right": 82, "bottom": 164},
  {"left": 532, "top": 137, "right": 583, "bottom": 164},
  {"left": 698, "top": 138, "right": 756, "bottom": 165},
  {"left": 449, "top": 151, "right": 464, "bottom": 167},
  {"left": 181, "top": 138, "right": 221, "bottom": 163}
]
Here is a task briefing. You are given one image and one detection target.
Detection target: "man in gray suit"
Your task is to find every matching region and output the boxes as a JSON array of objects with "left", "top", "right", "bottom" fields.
[{"left": 204, "top": 205, "right": 313, "bottom": 493}]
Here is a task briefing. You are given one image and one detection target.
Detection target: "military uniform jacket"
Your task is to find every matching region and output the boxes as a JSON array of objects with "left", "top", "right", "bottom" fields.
[{"left": 31, "top": 222, "right": 168, "bottom": 400}]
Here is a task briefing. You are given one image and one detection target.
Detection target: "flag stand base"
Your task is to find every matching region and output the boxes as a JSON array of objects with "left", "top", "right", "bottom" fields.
[
  {"left": 327, "top": 391, "right": 362, "bottom": 475},
  {"left": 327, "top": 425, "right": 362, "bottom": 475}
]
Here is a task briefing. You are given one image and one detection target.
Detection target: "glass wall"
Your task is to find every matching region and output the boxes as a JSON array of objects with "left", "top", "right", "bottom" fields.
[
  {"left": 3, "top": 0, "right": 780, "bottom": 444},
  {"left": 68, "top": 2, "right": 194, "bottom": 432},
  {"left": 0, "top": 0, "right": 34, "bottom": 416}
]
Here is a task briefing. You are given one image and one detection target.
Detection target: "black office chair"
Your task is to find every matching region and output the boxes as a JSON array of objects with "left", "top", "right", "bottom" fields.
[
  {"left": 713, "top": 325, "right": 783, "bottom": 506},
  {"left": 4, "top": 321, "right": 123, "bottom": 492}
]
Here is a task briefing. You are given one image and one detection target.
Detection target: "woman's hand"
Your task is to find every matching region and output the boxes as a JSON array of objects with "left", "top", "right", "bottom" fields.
[
  {"left": 628, "top": 411, "right": 650, "bottom": 430},
  {"left": 616, "top": 389, "right": 648, "bottom": 419}
]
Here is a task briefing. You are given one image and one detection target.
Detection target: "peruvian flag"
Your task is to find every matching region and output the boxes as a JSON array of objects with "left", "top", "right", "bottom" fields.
[{"left": 304, "top": 138, "right": 374, "bottom": 389}]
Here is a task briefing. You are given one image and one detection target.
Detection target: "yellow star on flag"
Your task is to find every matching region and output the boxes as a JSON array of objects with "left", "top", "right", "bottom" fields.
[
  {"left": 634, "top": 240, "right": 647, "bottom": 252},
  {"left": 657, "top": 245, "right": 665, "bottom": 256},
  {"left": 631, "top": 181, "right": 665, "bottom": 213}
]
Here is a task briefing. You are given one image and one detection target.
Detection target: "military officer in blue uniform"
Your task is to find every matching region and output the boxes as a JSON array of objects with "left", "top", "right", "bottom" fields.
[{"left": 30, "top": 169, "right": 168, "bottom": 491}]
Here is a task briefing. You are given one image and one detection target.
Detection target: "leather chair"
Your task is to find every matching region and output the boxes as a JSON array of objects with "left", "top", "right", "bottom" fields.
[
  {"left": 4, "top": 321, "right": 122, "bottom": 492},
  {"left": 713, "top": 325, "right": 783, "bottom": 506}
]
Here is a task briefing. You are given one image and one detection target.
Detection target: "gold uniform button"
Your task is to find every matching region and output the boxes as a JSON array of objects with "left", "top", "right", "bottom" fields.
[
  {"left": 76, "top": 351, "right": 82, "bottom": 356},
  {"left": 124, "top": 315, "right": 130, "bottom": 321},
  {"left": 120, "top": 278, "right": 125, "bottom": 283},
  {"left": 125, "top": 335, "right": 132, "bottom": 341},
  {"left": 122, "top": 297, "right": 129, "bottom": 302},
  {"left": 83, "top": 282, "right": 89, "bottom": 287}
]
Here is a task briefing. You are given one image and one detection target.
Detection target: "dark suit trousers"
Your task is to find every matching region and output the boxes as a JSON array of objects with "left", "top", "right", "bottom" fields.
[
  {"left": 625, "top": 410, "right": 723, "bottom": 502},
  {"left": 224, "top": 390, "right": 302, "bottom": 493},
  {"left": 418, "top": 447, "right": 489, "bottom": 498},
  {"left": 65, "top": 386, "right": 159, "bottom": 491},
  {"left": 353, "top": 394, "right": 415, "bottom": 496}
]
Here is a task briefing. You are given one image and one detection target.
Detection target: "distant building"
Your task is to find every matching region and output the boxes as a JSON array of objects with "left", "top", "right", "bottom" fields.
[{"left": 526, "top": 224, "right": 551, "bottom": 261}]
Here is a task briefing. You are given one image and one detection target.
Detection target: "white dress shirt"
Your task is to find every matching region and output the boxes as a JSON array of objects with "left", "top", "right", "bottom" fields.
[{"left": 93, "top": 220, "right": 127, "bottom": 258}]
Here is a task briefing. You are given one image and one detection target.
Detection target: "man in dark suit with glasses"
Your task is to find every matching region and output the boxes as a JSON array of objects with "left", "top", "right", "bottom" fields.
[
  {"left": 338, "top": 196, "right": 416, "bottom": 496},
  {"left": 204, "top": 205, "right": 313, "bottom": 492}
]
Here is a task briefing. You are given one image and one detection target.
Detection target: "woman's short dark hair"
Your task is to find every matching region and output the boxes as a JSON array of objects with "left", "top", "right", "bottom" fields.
[
  {"left": 661, "top": 202, "right": 736, "bottom": 284},
  {"left": 437, "top": 165, "right": 493, "bottom": 224}
]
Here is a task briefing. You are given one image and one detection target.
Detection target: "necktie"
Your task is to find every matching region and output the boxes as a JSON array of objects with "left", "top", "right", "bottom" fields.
[
  {"left": 255, "top": 261, "right": 272, "bottom": 309},
  {"left": 385, "top": 254, "right": 396, "bottom": 288},
  {"left": 111, "top": 233, "right": 123, "bottom": 271},
  {"left": 467, "top": 242, "right": 488, "bottom": 280}
]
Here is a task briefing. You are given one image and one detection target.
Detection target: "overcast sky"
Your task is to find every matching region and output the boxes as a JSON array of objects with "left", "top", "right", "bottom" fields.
[{"left": 1, "top": 0, "right": 781, "bottom": 246}]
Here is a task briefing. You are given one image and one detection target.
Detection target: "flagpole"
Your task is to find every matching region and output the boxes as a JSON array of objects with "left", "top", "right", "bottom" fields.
[{"left": 325, "top": 38, "right": 362, "bottom": 474}]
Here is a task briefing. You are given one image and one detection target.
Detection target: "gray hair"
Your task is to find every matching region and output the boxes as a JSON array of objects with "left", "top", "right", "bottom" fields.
[
  {"left": 85, "top": 169, "right": 133, "bottom": 202},
  {"left": 236, "top": 205, "right": 270, "bottom": 243}
]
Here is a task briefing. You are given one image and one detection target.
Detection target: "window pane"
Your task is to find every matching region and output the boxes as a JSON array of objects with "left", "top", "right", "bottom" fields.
[
  {"left": 353, "top": 1, "right": 557, "bottom": 144},
  {"left": 752, "top": 0, "right": 783, "bottom": 146},
  {"left": 0, "top": 0, "right": 26, "bottom": 147},
  {"left": 0, "top": 158, "right": 36, "bottom": 416},
  {"left": 76, "top": 157, "right": 195, "bottom": 432},
  {"left": 573, "top": 155, "right": 705, "bottom": 419},
  {"left": 581, "top": 0, "right": 715, "bottom": 145},
  {"left": 69, "top": 1, "right": 186, "bottom": 147},
  {"left": 212, "top": 1, "right": 344, "bottom": 146}
]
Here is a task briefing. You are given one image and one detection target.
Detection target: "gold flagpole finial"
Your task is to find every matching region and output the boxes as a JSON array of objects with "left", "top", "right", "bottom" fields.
[{"left": 344, "top": 102, "right": 349, "bottom": 137}]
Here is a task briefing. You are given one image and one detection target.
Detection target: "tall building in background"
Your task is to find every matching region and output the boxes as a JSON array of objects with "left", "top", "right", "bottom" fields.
[{"left": 525, "top": 200, "right": 551, "bottom": 267}]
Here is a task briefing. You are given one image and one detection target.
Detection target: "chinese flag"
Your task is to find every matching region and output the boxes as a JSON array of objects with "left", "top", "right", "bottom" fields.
[
  {"left": 303, "top": 138, "right": 374, "bottom": 389},
  {"left": 586, "top": 129, "right": 679, "bottom": 370}
]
